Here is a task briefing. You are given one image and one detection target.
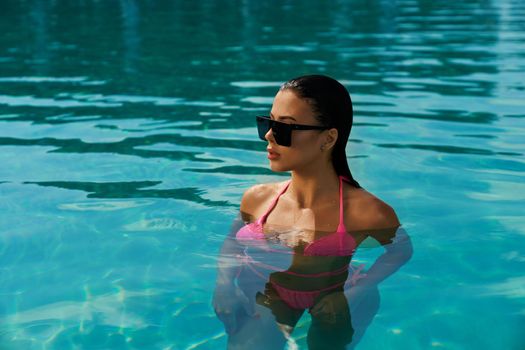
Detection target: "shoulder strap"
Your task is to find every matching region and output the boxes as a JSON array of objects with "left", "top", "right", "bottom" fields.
[
  {"left": 256, "top": 180, "right": 291, "bottom": 224},
  {"left": 337, "top": 175, "right": 347, "bottom": 233}
]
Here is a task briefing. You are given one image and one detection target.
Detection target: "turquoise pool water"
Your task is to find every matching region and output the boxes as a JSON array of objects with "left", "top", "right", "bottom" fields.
[{"left": 1, "top": 0, "right": 524, "bottom": 349}]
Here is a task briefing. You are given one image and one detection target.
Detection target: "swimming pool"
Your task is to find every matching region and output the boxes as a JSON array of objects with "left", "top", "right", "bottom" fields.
[{"left": 0, "top": 0, "right": 524, "bottom": 349}]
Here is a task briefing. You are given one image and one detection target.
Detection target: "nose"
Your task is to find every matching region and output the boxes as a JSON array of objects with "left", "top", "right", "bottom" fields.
[{"left": 264, "top": 127, "right": 275, "bottom": 143}]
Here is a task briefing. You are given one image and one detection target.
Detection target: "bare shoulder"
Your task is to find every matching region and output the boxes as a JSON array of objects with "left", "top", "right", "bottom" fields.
[
  {"left": 240, "top": 180, "right": 287, "bottom": 222},
  {"left": 346, "top": 186, "right": 401, "bottom": 244}
]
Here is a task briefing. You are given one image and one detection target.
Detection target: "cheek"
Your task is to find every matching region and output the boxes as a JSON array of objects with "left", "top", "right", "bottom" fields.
[
  {"left": 270, "top": 138, "right": 319, "bottom": 171},
  {"left": 292, "top": 132, "right": 320, "bottom": 150},
  {"left": 284, "top": 135, "right": 320, "bottom": 161}
]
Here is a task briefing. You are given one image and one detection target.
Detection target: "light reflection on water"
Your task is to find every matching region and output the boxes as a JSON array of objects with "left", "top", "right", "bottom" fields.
[{"left": 0, "top": 0, "right": 524, "bottom": 349}]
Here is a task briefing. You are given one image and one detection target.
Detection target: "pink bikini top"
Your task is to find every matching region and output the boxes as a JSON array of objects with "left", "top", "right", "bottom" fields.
[{"left": 236, "top": 175, "right": 357, "bottom": 256}]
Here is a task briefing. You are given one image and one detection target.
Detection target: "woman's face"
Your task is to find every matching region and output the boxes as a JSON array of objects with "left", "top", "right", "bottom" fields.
[{"left": 266, "top": 89, "right": 332, "bottom": 172}]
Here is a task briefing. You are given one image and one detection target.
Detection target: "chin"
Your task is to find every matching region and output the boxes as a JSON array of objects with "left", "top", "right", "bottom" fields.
[{"left": 269, "top": 162, "right": 292, "bottom": 172}]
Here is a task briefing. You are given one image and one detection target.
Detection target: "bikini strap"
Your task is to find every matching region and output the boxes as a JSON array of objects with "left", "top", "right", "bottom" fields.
[
  {"left": 257, "top": 177, "right": 346, "bottom": 231},
  {"left": 337, "top": 175, "right": 347, "bottom": 233},
  {"left": 256, "top": 180, "right": 292, "bottom": 225}
]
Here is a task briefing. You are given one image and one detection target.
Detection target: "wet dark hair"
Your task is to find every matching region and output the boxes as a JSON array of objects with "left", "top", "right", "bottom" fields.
[{"left": 280, "top": 74, "right": 362, "bottom": 188}]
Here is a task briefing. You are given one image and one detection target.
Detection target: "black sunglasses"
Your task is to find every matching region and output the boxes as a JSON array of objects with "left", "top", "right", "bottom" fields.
[{"left": 256, "top": 116, "right": 331, "bottom": 147}]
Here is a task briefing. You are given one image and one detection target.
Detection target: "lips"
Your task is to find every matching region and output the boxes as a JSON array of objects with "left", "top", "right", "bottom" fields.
[
  {"left": 267, "top": 147, "right": 280, "bottom": 160},
  {"left": 267, "top": 148, "right": 280, "bottom": 155}
]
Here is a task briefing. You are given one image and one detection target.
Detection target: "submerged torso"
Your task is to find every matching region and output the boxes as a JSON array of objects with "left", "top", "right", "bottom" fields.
[{"left": 235, "top": 176, "right": 370, "bottom": 296}]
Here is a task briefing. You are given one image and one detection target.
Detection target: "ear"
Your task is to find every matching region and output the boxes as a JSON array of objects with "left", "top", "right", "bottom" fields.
[{"left": 325, "top": 128, "right": 338, "bottom": 148}]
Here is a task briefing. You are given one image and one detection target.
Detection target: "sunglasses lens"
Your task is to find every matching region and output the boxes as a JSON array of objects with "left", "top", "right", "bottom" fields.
[
  {"left": 273, "top": 122, "right": 291, "bottom": 146},
  {"left": 255, "top": 116, "right": 292, "bottom": 147},
  {"left": 256, "top": 117, "right": 269, "bottom": 141}
]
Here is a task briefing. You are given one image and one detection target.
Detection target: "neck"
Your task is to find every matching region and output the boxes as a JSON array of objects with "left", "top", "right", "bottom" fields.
[{"left": 287, "top": 165, "right": 340, "bottom": 209}]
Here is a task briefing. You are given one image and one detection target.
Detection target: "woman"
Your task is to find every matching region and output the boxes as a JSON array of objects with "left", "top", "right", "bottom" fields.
[{"left": 213, "top": 75, "right": 410, "bottom": 349}]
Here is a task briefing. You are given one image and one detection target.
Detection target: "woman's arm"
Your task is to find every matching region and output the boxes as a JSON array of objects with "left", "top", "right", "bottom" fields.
[
  {"left": 213, "top": 188, "right": 262, "bottom": 333},
  {"left": 351, "top": 226, "right": 413, "bottom": 288},
  {"left": 215, "top": 211, "right": 246, "bottom": 286},
  {"left": 215, "top": 184, "right": 262, "bottom": 286},
  {"left": 344, "top": 200, "right": 413, "bottom": 295}
]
